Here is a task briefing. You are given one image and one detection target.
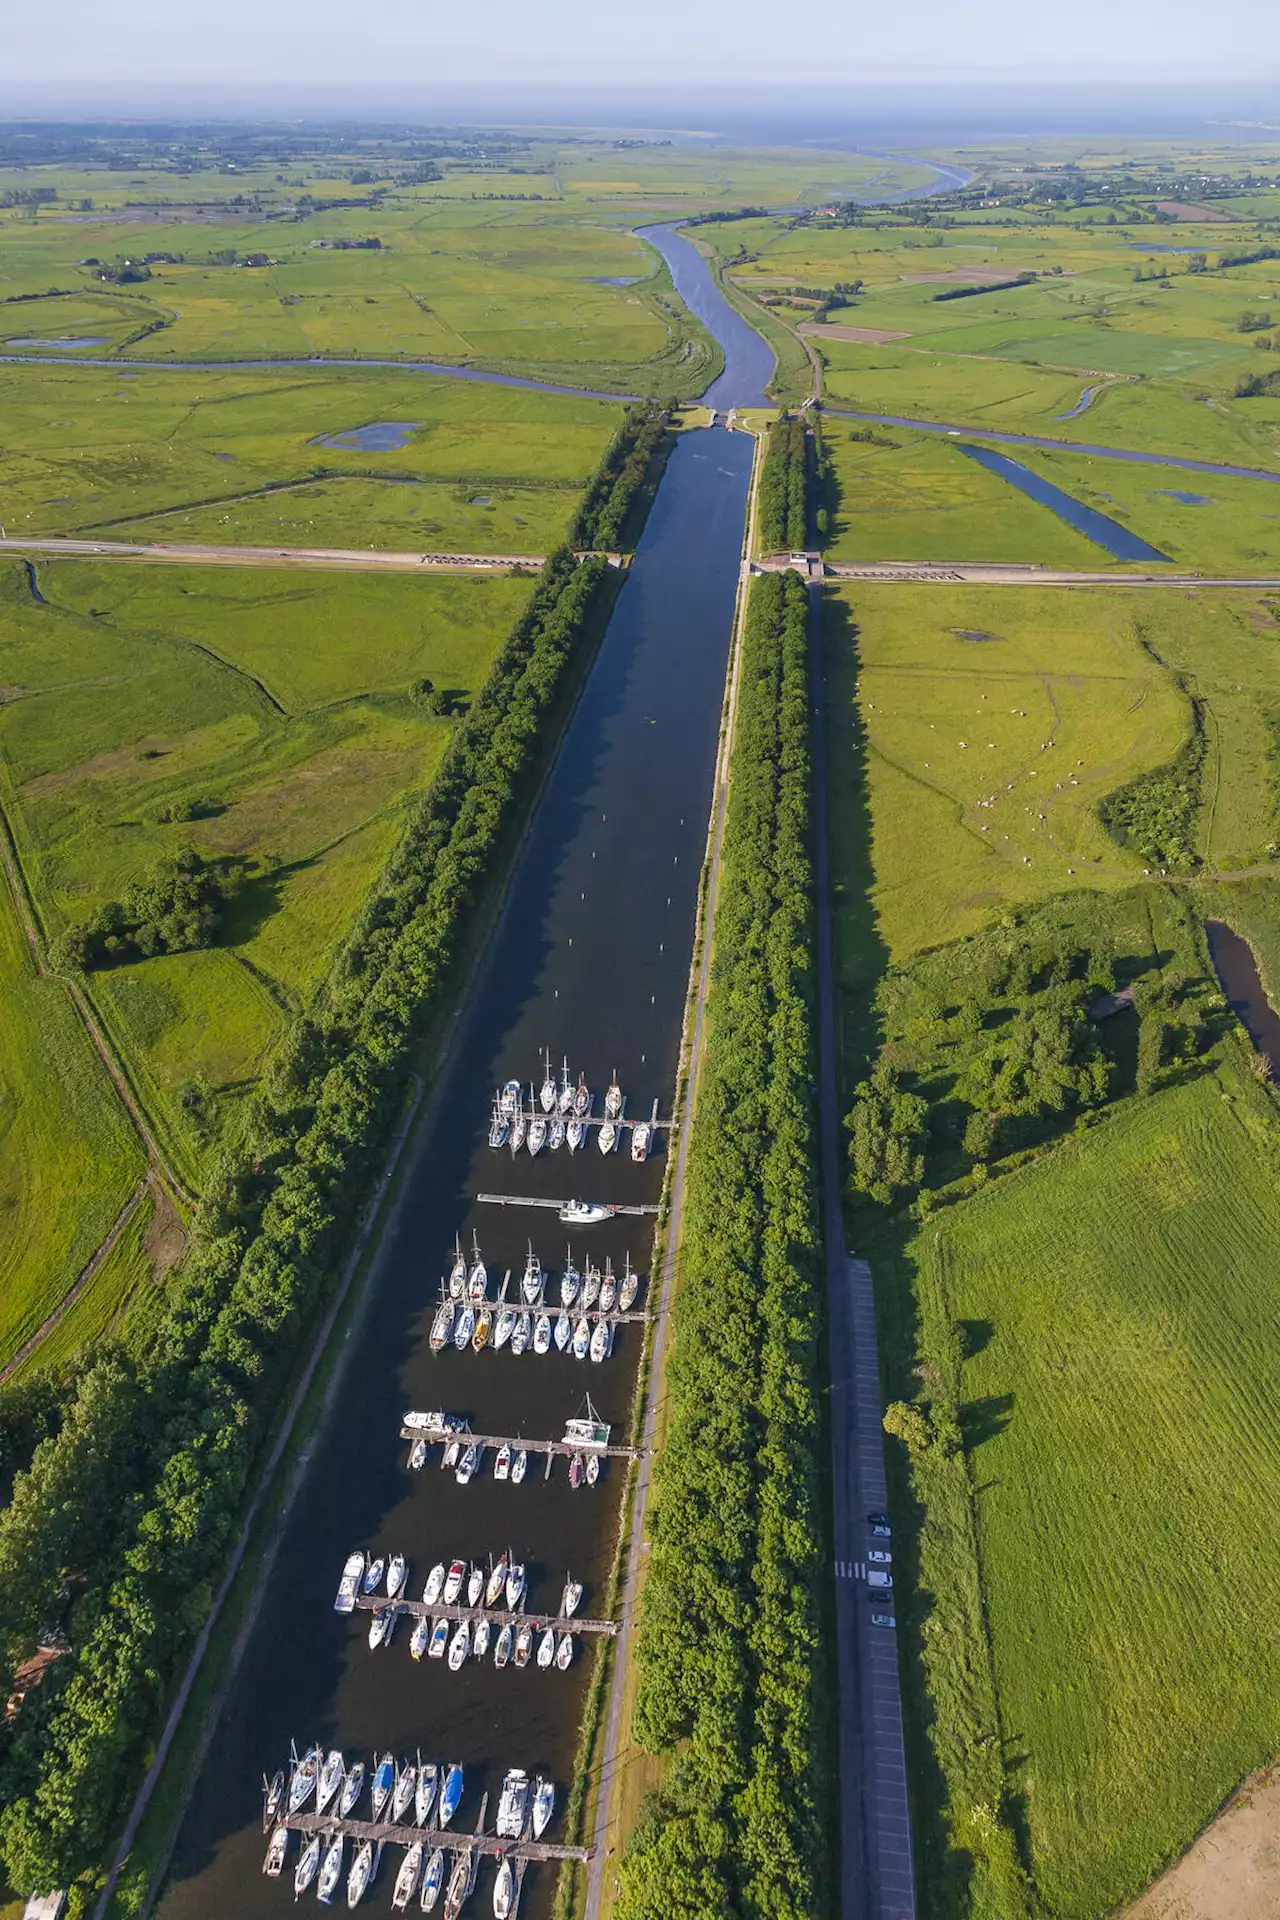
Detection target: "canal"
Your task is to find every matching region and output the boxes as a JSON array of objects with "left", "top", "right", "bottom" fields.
[{"left": 157, "top": 231, "right": 766, "bottom": 1920}]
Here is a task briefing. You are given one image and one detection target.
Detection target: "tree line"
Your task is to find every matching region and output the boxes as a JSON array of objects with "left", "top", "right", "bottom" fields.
[
  {"left": 0, "top": 501, "right": 650, "bottom": 1897},
  {"left": 756, "top": 414, "right": 809, "bottom": 554},
  {"left": 568, "top": 401, "right": 672, "bottom": 553},
  {"left": 615, "top": 569, "right": 829, "bottom": 1920},
  {"left": 51, "top": 848, "right": 246, "bottom": 971}
]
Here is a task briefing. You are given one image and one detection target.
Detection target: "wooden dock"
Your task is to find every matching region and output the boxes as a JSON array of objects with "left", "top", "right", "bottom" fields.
[
  {"left": 283, "top": 1809, "right": 590, "bottom": 1864},
  {"left": 475, "top": 1192, "right": 659, "bottom": 1216},
  {"left": 400, "top": 1422, "right": 641, "bottom": 1461},
  {"left": 350, "top": 1593, "right": 618, "bottom": 1636}
]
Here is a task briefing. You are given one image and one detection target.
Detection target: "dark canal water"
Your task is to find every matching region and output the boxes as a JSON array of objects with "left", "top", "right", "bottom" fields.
[
  {"left": 958, "top": 443, "right": 1173, "bottom": 561},
  {"left": 158, "top": 243, "right": 758, "bottom": 1918},
  {"left": 1205, "top": 920, "right": 1280, "bottom": 1072},
  {"left": 636, "top": 223, "right": 775, "bottom": 411}
]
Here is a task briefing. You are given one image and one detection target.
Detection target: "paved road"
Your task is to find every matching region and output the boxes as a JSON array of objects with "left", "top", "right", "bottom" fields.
[
  {"left": 809, "top": 573, "right": 916, "bottom": 1920},
  {"left": 0, "top": 535, "right": 546, "bottom": 573},
  {"left": 818, "top": 560, "right": 1280, "bottom": 588}
]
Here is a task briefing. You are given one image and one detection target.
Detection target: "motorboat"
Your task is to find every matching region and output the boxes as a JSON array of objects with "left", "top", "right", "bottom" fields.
[
  {"left": 586, "top": 1451, "right": 600, "bottom": 1487},
  {"left": 605, "top": 1074, "right": 623, "bottom": 1120},
  {"left": 317, "top": 1748, "right": 345, "bottom": 1816},
  {"left": 439, "top": 1763, "right": 464, "bottom": 1827},
  {"left": 510, "top": 1108, "right": 527, "bottom": 1154},
  {"left": 496, "top": 1768, "right": 530, "bottom": 1839},
  {"left": 494, "top": 1443, "right": 511, "bottom": 1481},
  {"left": 511, "top": 1312, "right": 531, "bottom": 1357},
  {"left": 590, "top": 1317, "right": 613, "bottom": 1364},
  {"left": 456, "top": 1442, "right": 482, "bottom": 1486},
  {"left": 443, "top": 1853, "right": 471, "bottom": 1920},
  {"left": 430, "top": 1300, "right": 455, "bottom": 1353},
  {"left": 531, "top": 1776, "right": 555, "bottom": 1839},
  {"left": 631, "top": 1120, "right": 652, "bottom": 1163},
  {"left": 486, "top": 1554, "right": 508, "bottom": 1607},
  {"left": 566, "top": 1119, "right": 585, "bottom": 1153},
  {"left": 557, "top": 1060, "right": 574, "bottom": 1116},
  {"left": 410, "top": 1616, "right": 432, "bottom": 1662},
  {"left": 494, "top": 1624, "right": 513, "bottom": 1668},
  {"left": 443, "top": 1434, "right": 462, "bottom": 1469},
  {"left": 263, "top": 1825, "right": 289, "bottom": 1876},
  {"left": 572, "top": 1318, "right": 590, "bottom": 1361},
  {"left": 569, "top": 1452, "right": 584, "bottom": 1489},
  {"left": 369, "top": 1605, "right": 397, "bottom": 1651},
  {"left": 471, "top": 1305, "right": 491, "bottom": 1353},
  {"left": 582, "top": 1262, "right": 601, "bottom": 1310},
  {"left": 468, "top": 1234, "right": 487, "bottom": 1298},
  {"left": 453, "top": 1304, "right": 474, "bottom": 1351},
  {"left": 264, "top": 1769, "right": 285, "bottom": 1827},
  {"left": 288, "top": 1745, "right": 321, "bottom": 1814},
  {"left": 521, "top": 1246, "right": 542, "bottom": 1306},
  {"left": 506, "top": 1562, "right": 526, "bottom": 1609},
  {"left": 500, "top": 1079, "right": 521, "bottom": 1117},
  {"left": 511, "top": 1448, "right": 527, "bottom": 1485},
  {"left": 559, "top": 1197, "right": 612, "bottom": 1225},
  {"left": 294, "top": 1833, "right": 322, "bottom": 1898},
  {"left": 334, "top": 1550, "right": 364, "bottom": 1614},
  {"left": 423, "top": 1562, "right": 446, "bottom": 1606},
  {"left": 372, "top": 1753, "right": 396, "bottom": 1820},
  {"left": 387, "top": 1555, "right": 407, "bottom": 1599},
  {"left": 449, "top": 1236, "right": 467, "bottom": 1297},
  {"left": 410, "top": 1437, "right": 428, "bottom": 1471},
  {"left": 549, "top": 1113, "right": 565, "bottom": 1151},
  {"left": 492, "top": 1859, "right": 515, "bottom": 1920},
  {"left": 447, "top": 1620, "right": 471, "bottom": 1670},
  {"left": 393, "top": 1844, "right": 424, "bottom": 1910},
  {"left": 467, "top": 1564, "right": 484, "bottom": 1608},
  {"left": 473, "top": 1616, "right": 491, "bottom": 1660},
  {"left": 318, "top": 1832, "right": 345, "bottom": 1905},
  {"left": 540, "top": 1052, "right": 558, "bottom": 1113},
  {"left": 392, "top": 1763, "right": 417, "bottom": 1825},
  {"left": 537, "top": 1627, "right": 556, "bottom": 1669},
  {"left": 340, "top": 1761, "right": 365, "bottom": 1819},
  {"left": 561, "top": 1576, "right": 583, "bottom": 1617},
  {"left": 363, "top": 1558, "right": 385, "bottom": 1596},
  {"left": 554, "top": 1311, "right": 572, "bottom": 1352},
  {"left": 573, "top": 1077, "right": 591, "bottom": 1118},
  {"left": 533, "top": 1313, "right": 552, "bottom": 1355},
  {"left": 528, "top": 1113, "right": 547, "bottom": 1156},
  {"left": 416, "top": 1763, "right": 439, "bottom": 1827},
  {"left": 419, "top": 1847, "right": 445, "bottom": 1912},
  {"left": 346, "top": 1838, "right": 374, "bottom": 1908},
  {"left": 444, "top": 1560, "right": 466, "bottom": 1605},
  {"left": 428, "top": 1618, "right": 449, "bottom": 1660},
  {"left": 597, "top": 1119, "right": 618, "bottom": 1155},
  {"left": 493, "top": 1304, "right": 516, "bottom": 1351},
  {"left": 618, "top": 1258, "right": 639, "bottom": 1313},
  {"left": 563, "top": 1412, "right": 610, "bottom": 1449},
  {"left": 600, "top": 1259, "right": 617, "bottom": 1313},
  {"left": 556, "top": 1632, "right": 575, "bottom": 1670},
  {"left": 514, "top": 1621, "right": 533, "bottom": 1667},
  {"left": 488, "top": 1108, "right": 508, "bottom": 1150},
  {"left": 560, "top": 1253, "right": 581, "bottom": 1309}
]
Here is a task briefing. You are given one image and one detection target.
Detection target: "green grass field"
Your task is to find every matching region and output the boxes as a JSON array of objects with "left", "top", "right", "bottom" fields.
[{"left": 1014, "top": 448, "right": 1280, "bottom": 572}]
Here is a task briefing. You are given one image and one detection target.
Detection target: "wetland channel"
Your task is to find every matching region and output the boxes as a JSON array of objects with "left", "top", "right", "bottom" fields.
[{"left": 157, "top": 226, "right": 767, "bottom": 1920}]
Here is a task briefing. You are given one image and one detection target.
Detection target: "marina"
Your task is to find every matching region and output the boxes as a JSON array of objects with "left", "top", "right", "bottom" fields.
[
  {"left": 349, "top": 1596, "right": 617, "bottom": 1637},
  {"left": 282, "top": 1812, "right": 588, "bottom": 1866}
]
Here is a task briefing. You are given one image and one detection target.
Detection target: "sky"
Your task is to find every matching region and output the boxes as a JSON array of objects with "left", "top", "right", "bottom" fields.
[{"left": 2, "top": 0, "right": 1277, "bottom": 116}]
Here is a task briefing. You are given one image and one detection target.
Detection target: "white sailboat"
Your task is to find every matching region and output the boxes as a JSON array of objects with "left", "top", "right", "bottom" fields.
[
  {"left": 540, "top": 1051, "right": 558, "bottom": 1113},
  {"left": 597, "top": 1118, "right": 618, "bottom": 1155},
  {"left": 605, "top": 1073, "right": 623, "bottom": 1120},
  {"left": 618, "top": 1255, "right": 639, "bottom": 1313},
  {"left": 318, "top": 1832, "right": 346, "bottom": 1904},
  {"left": 531, "top": 1776, "right": 555, "bottom": 1839},
  {"left": 554, "top": 1311, "right": 572, "bottom": 1352},
  {"left": 393, "top": 1844, "right": 425, "bottom": 1910}
]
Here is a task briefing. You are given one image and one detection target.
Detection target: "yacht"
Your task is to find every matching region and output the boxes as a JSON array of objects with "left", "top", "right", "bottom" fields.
[
  {"left": 410, "top": 1616, "right": 432, "bottom": 1662},
  {"left": 392, "top": 1763, "right": 417, "bottom": 1825},
  {"left": 419, "top": 1848, "right": 445, "bottom": 1912},
  {"left": 453, "top": 1304, "right": 474, "bottom": 1351},
  {"left": 449, "top": 1236, "right": 467, "bottom": 1297},
  {"left": 597, "top": 1118, "right": 618, "bottom": 1155},
  {"left": 506, "top": 1561, "right": 526, "bottom": 1609},
  {"left": 317, "top": 1748, "right": 345, "bottom": 1816},
  {"left": 423, "top": 1562, "right": 446, "bottom": 1606},
  {"left": 511, "top": 1312, "right": 531, "bottom": 1357},
  {"left": 556, "top": 1632, "right": 576, "bottom": 1670},
  {"left": 496, "top": 1768, "right": 530, "bottom": 1839},
  {"left": 410, "top": 1437, "right": 428, "bottom": 1471},
  {"left": 346, "top": 1838, "right": 374, "bottom": 1909},
  {"left": 572, "top": 1318, "right": 590, "bottom": 1360},
  {"left": 488, "top": 1107, "right": 508, "bottom": 1150},
  {"left": 560, "top": 1252, "right": 581, "bottom": 1309},
  {"left": 600, "top": 1259, "right": 617, "bottom": 1313},
  {"left": 514, "top": 1621, "right": 534, "bottom": 1667},
  {"left": 549, "top": 1113, "right": 566, "bottom": 1151},
  {"left": 416, "top": 1763, "right": 439, "bottom": 1827},
  {"left": 293, "top": 1834, "right": 322, "bottom": 1898},
  {"left": 443, "top": 1853, "right": 471, "bottom": 1920},
  {"left": 340, "top": 1761, "right": 365, "bottom": 1819},
  {"left": 493, "top": 1443, "right": 511, "bottom": 1481},
  {"left": 393, "top": 1844, "right": 425, "bottom": 1910},
  {"left": 554, "top": 1311, "right": 572, "bottom": 1352},
  {"left": 540, "top": 1052, "right": 558, "bottom": 1113},
  {"left": 486, "top": 1554, "right": 509, "bottom": 1607},
  {"left": 561, "top": 1576, "right": 583, "bottom": 1617},
  {"left": 582, "top": 1262, "right": 601, "bottom": 1310},
  {"left": 630, "top": 1119, "right": 652, "bottom": 1163},
  {"left": 447, "top": 1620, "right": 471, "bottom": 1670},
  {"left": 510, "top": 1107, "right": 527, "bottom": 1155},
  {"left": 605, "top": 1074, "right": 623, "bottom": 1120},
  {"left": 473, "top": 1616, "right": 491, "bottom": 1660},
  {"left": 559, "top": 1196, "right": 613, "bottom": 1225},
  {"left": 467, "top": 1564, "right": 484, "bottom": 1608},
  {"left": 263, "top": 1825, "right": 289, "bottom": 1876},
  {"left": 369, "top": 1606, "right": 397, "bottom": 1651},
  {"left": 264, "top": 1768, "right": 285, "bottom": 1827},
  {"left": 494, "top": 1624, "right": 513, "bottom": 1668},
  {"left": 568, "top": 1453, "right": 584, "bottom": 1489},
  {"left": 334, "top": 1550, "right": 364, "bottom": 1613},
  {"left": 500, "top": 1079, "right": 521, "bottom": 1118},
  {"left": 531, "top": 1776, "right": 555, "bottom": 1839},
  {"left": 527, "top": 1112, "right": 547, "bottom": 1156},
  {"left": 457, "top": 1441, "right": 483, "bottom": 1485},
  {"left": 557, "top": 1059, "right": 574, "bottom": 1116},
  {"left": 444, "top": 1560, "right": 466, "bottom": 1605},
  {"left": 372, "top": 1753, "right": 396, "bottom": 1820},
  {"left": 430, "top": 1300, "right": 455, "bottom": 1353},
  {"left": 521, "top": 1245, "right": 543, "bottom": 1305},
  {"left": 566, "top": 1118, "right": 586, "bottom": 1153},
  {"left": 318, "top": 1832, "right": 345, "bottom": 1905},
  {"left": 533, "top": 1313, "right": 552, "bottom": 1355},
  {"left": 586, "top": 1451, "right": 601, "bottom": 1487},
  {"left": 590, "top": 1317, "right": 613, "bottom": 1364},
  {"left": 428, "top": 1618, "right": 449, "bottom": 1660},
  {"left": 471, "top": 1304, "right": 491, "bottom": 1353},
  {"left": 618, "top": 1257, "right": 639, "bottom": 1314},
  {"left": 537, "top": 1627, "right": 556, "bottom": 1669},
  {"left": 511, "top": 1448, "right": 528, "bottom": 1485},
  {"left": 288, "top": 1745, "right": 321, "bottom": 1814},
  {"left": 468, "top": 1233, "right": 486, "bottom": 1297},
  {"left": 439, "top": 1763, "right": 464, "bottom": 1827},
  {"left": 563, "top": 1411, "right": 611, "bottom": 1450},
  {"left": 573, "top": 1077, "right": 591, "bottom": 1118},
  {"left": 492, "top": 1859, "right": 515, "bottom": 1920},
  {"left": 493, "top": 1300, "right": 516, "bottom": 1351},
  {"left": 387, "top": 1555, "right": 407, "bottom": 1599},
  {"left": 363, "top": 1558, "right": 385, "bottom": 1595}
]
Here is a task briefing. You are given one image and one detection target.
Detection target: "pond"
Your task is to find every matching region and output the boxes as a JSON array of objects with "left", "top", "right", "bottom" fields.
[
  {"left": 958, "top": 444, "right": 1173, "bottom": 562},
  {"left": 1205, "top": 920, "right": 1280, "bottom": 1073},
  {"left": 311, "top": 421, "right": 423, "bottom": 452},
  {"left": 5, "top": 334, "right": 109, "bottom": 348},
  {"left": 1158, "top": 489, "right": 1213, "bottom": 505},
  {"left": 588, "top": 275, "right": 644, "bottom": 286}
]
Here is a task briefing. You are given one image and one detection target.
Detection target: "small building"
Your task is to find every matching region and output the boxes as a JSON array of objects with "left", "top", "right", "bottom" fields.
[{"left": 25, "top": 1894, "right": 67, "bottom": 1920}]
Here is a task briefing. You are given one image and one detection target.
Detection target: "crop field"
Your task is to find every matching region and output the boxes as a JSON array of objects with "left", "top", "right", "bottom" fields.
[
  {"left": 899, "top": 1055, "right": 1280, "bottom": 1916},
  {"left": 822, "top": 581, "right": 1199, "bottom": 960},
  {"left": 0, "top": 556, "right": 527, "bottom": 1183},
  {"left": 820, "top": 422, "right": 1106, "bottom": 565}
]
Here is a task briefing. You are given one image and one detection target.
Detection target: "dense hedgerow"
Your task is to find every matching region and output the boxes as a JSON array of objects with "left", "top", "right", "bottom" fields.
[
  {"left": 616, "top": 569, "right": 827, "bottom": 1920},
  {"left": 756, "top": 414, "right": 808, "bottom": 553},
  {"left": 568, "top": 400, "right": 673, "bottom": 552}
]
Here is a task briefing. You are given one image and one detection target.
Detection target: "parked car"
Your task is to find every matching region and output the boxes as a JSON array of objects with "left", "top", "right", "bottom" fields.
[
  {"left": 867, "top": 1548, "right": 892, "bottom": 1566},
  {"left": 867, "top": 1511, "right": 891, "bottom": 1537},
  {"left": 866, "top": 1568, "right": 893, "bottom": 1592},
  {"left": 869, "top": 1610, "right": 896, "bottom": 1630}
]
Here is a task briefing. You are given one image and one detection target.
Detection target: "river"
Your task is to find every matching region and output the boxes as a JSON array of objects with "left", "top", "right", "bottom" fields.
[{"left": 157, "top": 229, "right": 763, "bottom": 1920}]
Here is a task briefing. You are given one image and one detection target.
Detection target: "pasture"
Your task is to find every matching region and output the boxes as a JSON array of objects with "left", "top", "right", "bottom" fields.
[{"left": 1013, "top": 447, "right": 1280, "bottom": 572}]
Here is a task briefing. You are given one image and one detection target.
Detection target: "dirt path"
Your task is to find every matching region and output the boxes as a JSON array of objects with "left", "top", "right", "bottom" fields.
[
  {"left": 0, "top": 534, "right": 547, "bottom": 573},
  {"left": 0, "top": 1177, "right": 151, "bottom": 1385},
  {"left": 1125, "top": 1767, "right": 1280, "bottom": 1920}
]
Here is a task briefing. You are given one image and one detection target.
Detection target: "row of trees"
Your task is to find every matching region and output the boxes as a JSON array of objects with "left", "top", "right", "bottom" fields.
[
  {"left": 756, "top": 414, "right": 808, "bottom": 554},
  {"left": 568, "top": 401, "right": 672, "bottom": 553},
  {"left": 0, "top": 541, "right": 624, "bottom": 1898},
  {"left": 616, "top": 571, "right": 828, "bottom": 1920},
  {"left": 51, "top": 849, "right": 245, "bottom": 971}
]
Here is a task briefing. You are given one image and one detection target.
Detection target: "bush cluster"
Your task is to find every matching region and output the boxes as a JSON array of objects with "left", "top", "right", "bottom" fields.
[
  {"left": 756, "top": 414, "right": 808, "bottom": 553},
  {"left": 568, "top": 401, "right": 671, "bottom": 552},
  {"left": 51, "top": 848, "right": 246, "bottom": 971},
  {"left": 1099, "top": 723, "right": 1204, "bottom": 870},
  {"left": 616, "top": 571, "right": 827, "bottom": 1920}
]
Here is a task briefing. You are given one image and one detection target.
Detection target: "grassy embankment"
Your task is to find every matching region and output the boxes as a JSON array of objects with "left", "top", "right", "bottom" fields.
[{"left": 825, "top": 573, "right": 1280, "bottom": 1917}]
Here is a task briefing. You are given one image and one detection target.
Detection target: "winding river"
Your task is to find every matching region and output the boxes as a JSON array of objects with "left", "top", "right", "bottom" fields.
[{"left": 156, "top": 229, "right": 764, "bottom": 1920}]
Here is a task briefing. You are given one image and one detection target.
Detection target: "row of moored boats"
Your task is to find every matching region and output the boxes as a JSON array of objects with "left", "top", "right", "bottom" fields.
[
  {"left": 488, "top": 1061, "right": 654, "bottom": 1161},
  {"left": 337, "top": 1549, "right": 585, "bottom": 1672},
  {"left": 430, "top": 1242, "right": 639, "bottom": 1361}
]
